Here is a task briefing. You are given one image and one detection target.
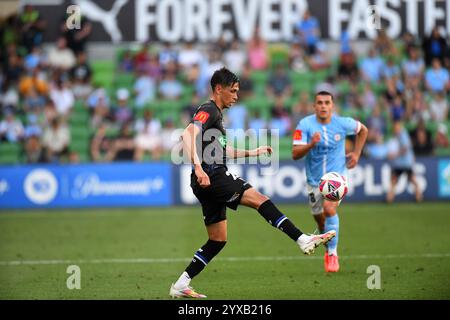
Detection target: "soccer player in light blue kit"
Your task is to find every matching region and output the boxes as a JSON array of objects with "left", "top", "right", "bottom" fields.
[{"left": 292, "top": 91, "right": 368, "bottom": 272}]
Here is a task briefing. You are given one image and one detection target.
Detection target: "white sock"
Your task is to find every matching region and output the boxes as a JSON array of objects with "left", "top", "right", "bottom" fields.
[
  {"left": 297, "top": 234, "right": 310, "bottom": 244},
  {"left": 174, "top": 271, "right": 191, "bottom": 290},
  {"left": 328, "top": 247, "right": 338, "bottom": 256}
]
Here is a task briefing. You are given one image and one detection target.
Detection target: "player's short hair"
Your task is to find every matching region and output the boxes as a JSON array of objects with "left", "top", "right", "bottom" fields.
[
  {"left": 315, "top": 91, "right": 334, "bottom": 101},
  {"left": 211, "top": 67, "right": 239, "bottom": 91}
]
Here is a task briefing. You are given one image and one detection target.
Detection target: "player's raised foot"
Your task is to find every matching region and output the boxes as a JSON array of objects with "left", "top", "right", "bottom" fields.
[
  {"left": 297, "top": 230, "right": 336, "bottom": 255},
  {"left": 169, "top": 283, "right": 207, "bottom": 299},
  {"left": 325, "top": 254, "right": 340, "bottom": 273}
]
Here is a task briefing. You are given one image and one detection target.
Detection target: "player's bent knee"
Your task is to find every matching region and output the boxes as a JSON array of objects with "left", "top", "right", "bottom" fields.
[
  {"left": 241, "top": 188, "right": 269, "bottom": 209},
  {"left": 323, "top": 202, "right": 338, "bottom": 216}
]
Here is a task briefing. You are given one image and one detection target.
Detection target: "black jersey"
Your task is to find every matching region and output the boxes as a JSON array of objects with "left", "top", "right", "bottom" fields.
[{"left": 190, "top": 100, "right": 227, "bottom": 173}]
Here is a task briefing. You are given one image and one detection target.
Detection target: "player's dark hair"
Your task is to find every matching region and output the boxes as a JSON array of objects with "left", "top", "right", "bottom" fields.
[
  {"left": 210, "top": 67, "right": 239, "bottom": 91},
  {"left": 315, "top": 91, "right": 334, "bottom": 101}
]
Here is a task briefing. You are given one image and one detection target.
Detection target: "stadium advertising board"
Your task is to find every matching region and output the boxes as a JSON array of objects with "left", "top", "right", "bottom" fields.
[
  {"left": 32, "top": 0, "right": 450, "bottom": 43},
  {"left": 0, "top": 163, "right": 172, "bottom": 208},
  {"left": 174, "top": 158, "right": 443, "bottom": 205},
  {"left": 438, "top": 159, "right": 450, "bottom": 198}
]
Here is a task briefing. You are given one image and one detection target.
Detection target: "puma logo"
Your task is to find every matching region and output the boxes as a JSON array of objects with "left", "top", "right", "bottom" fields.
[{"left": 74, "top": 0, "right": 128, "bottom": 43}]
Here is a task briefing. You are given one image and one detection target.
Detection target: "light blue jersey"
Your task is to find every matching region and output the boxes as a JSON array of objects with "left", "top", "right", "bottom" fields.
[{"left": 293, "top": 114, "right": 361, "bottom": 186}]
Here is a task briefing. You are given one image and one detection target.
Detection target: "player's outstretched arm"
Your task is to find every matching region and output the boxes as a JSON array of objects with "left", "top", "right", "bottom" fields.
[
  {"left": 346, "top": 123, "right": 368, "bottom": 169},
  {"left": 181, "top": 124, "right": 210, "bottom": 187},
  {"left": 226, "top": 145, "right": 272, "bottom": 159},
  {"left": 292, "top": 132, "right": 321, "bottom": 160}
]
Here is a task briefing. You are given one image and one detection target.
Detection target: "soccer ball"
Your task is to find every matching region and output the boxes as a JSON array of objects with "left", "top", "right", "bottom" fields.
[{"left": 319, "top": 172, "right": 348, "bottom": 202}]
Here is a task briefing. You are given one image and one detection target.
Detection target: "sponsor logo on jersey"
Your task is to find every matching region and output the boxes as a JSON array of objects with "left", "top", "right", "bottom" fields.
[
  {"left": 193, "top": 111, "right": 210, "bottom": 124},
  {"left": 293, "top": 130, "right": 302, "bottom": 141}
]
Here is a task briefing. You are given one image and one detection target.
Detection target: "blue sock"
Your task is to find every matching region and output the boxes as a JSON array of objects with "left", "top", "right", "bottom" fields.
[{"left": 325, "top": 214, "right": 339, "bottom": 255}]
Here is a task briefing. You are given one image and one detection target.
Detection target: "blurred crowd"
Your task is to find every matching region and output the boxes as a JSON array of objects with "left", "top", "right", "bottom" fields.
[{"left": 0, "top": 6, "right": 449, "bottom": 164}]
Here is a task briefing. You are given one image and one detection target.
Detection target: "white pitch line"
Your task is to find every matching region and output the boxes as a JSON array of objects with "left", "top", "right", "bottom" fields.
[{"left": 1, "top": 253, "right": 450, "bottom": 266}]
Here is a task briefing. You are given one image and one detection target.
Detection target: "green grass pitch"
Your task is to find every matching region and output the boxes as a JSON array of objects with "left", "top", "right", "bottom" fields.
[{"left": 0, "top": 202, "right": 449, "bottom": 299}]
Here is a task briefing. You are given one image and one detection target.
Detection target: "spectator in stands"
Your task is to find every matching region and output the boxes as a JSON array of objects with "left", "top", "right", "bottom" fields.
[
  {"left": 159, "top": 71, "right": 183, "bottom": 100},
  {"left": 386, "top": 121, "right": 423, "bottom": 203},
  {"left": 337, "top": 50, "right": 359, "bottom": 82},
  {"left": 86, "top": 86, "right": 110, "bottom": 114},
  {"left": 24, "top": 134, "right": 45, "bottom": 163},
  {"left": 159, "top": 42, "right": 178, "bottom": 72},
  {"left": 41, "top": 117, "right": 71, "bottom": 163},
  {"left": 24, "top": 113, "right": 42, "bottom": 139},
  {"left": 306, "top": 42, "right": 330, "bottom": 71},
  {"left": 70, "top": 51, "right": 93, "bottom": 100},
  {"left": 402, "top": 46, "right": 425, "bottom": 88},
  {"left": 361, "top": 82, "right": 377, "bottom": 112},
  {"left": 248, "top": 110, "right": 268, "bottom": 138},
  {"left": 406, "top": 90, "right": 431, "bottom": 124},
  {"left": 291, "top": 91, "right": 310, "bottom": 126},
  {"left": 19, "top": 4, "right": 46, "bottom": 52},
  {"left": 5, "top": 54, "right": 24, "bottom": 85},
  {"left": 147, "top": 53, "right": 163, "bottom": 81},
  {"left": 247, "top": 28, "right": 269, "bottom": 71},
  {"left": 134, "top": 110, "right": 162, "bottom": 161},
  {"left": 60, "top": 12, "right": 92, "bottom": 55},
  {"left": 425, "top": 58, "right": 450, "bottom": 93},
  {"left": 134, "top": 41, "right": 150, "bottom": 73},
  {"left": 90, "top": 123, "right": 111, "bottom": 162},
  {"left": 266, "top": 63, "right": 292, "bottom": 100},
  {"left": 160, "top": 118, "right": 180, "bottom": 156},
  {"left": 435, "top": 123, "right": 449, "bottom": 149},
  {"left": 223, "top": 40, "right": 246, "bottom": 75},
  {"left": 49, "top": 78, "right": 74, "bottom": 120},
  {"left": 382, "top": 55, "right": 400, "bottom": 80},
  {"left": 0, "top": 80, "right": 20, "bottom": 114},
  {"left": 367, "top": 103, "right": 388, "bottom": 137},
  {"left": 178, "top": 41, "right": 204, "bottom": 78},
  {"left": 24, "top": 45, "right": 46, "bottom": 71},
  {"left": 112, "top": 88, "right": 134, "bottom": 126},
  {"left": 365, "top": 132, "right": 389, "bottom": 160},
  {"left": 288, "top": 42, "right": 307, "bottom": 73},
  {"left": 269, "top": 95, "right": 291, "bottom": 136},
  {"left": 105, "top": 122, "right": 135, "bottom": 162},
  {"left": 429, "top": 91, "right": 448, "bottom": 123},
  {"left": 225, "top": 101, "right": 248, "bottom": 139},
  {"left": 383, "top": 77, "right": 402, "bottom": 104},
  {"left": 47, "top": 36, "right": 76, "bottom": 71},
  {"left": 43, "top": 99, "right": 58, "bottom": 125},
  {"left": 390, "top": 95, "right": 406, "bottom": 122},
  {"left": 295, "top": 9, "right": 320, "bottom": 55},
  {"left": 134, "top": 68, "right": 156, "bottom": 108},
  {"left": 422, "top": 26, "right": 449, "bottom": 66},
  {"left": 409, "top": 119, "right": 434, "bottom": 156},
  {"left": 18, "top": 66, "right": 49, "bottom": 97},
  {"left": 236, "top": 64, "right": 254, "bottom": 100},
  {"left": 90, "top": 96, "right": 112, "bottom": 130},
  {"left": 118, "top": 49, "right": 134, "bottom": 73},
  {"left": 373, "top": 29, "right": 397, "bottom": 57},
  {"left": 181, "top": 94, "right": 201, "bottom": 126},
  {"left": 400, "top": 31, "right": 419, "bottom": 57},
  {"left": 316, "top": 76, "right": 337, "bottom": 99},
  {"left": 0, "top": 110, "right": 24, "bottom": 142},
  {"left": 359, "top": 48, "right": 385, "bottom": 83}
]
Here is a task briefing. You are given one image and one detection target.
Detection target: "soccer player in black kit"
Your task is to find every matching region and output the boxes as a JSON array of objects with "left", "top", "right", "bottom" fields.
[{"left": 170, "top": 67, "right": 335, "bottom": 298}]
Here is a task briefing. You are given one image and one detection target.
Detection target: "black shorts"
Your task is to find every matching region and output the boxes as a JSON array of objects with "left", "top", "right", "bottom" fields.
[
  {"left": 392, "top": 168, "right": 413, "bottom": 179},
  {"left": 190, "top": 167, "right": 252, "bottom": 226}
]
